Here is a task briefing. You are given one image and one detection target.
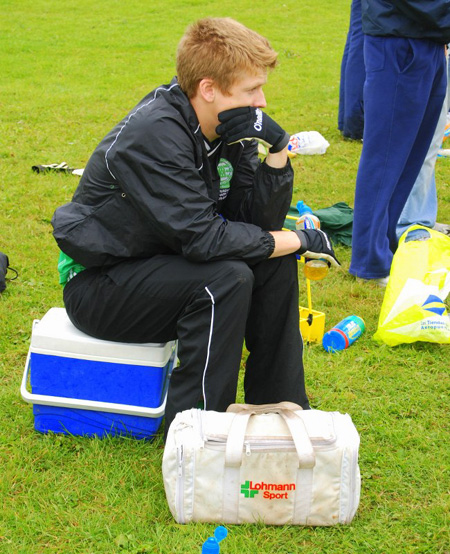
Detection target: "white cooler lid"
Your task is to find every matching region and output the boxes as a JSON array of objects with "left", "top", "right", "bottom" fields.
[{"left": 30, "top": 308, "right": 175, "bottom": 366}]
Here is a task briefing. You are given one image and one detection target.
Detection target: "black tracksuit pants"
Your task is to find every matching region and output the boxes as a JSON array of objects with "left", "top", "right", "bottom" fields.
[{"left": 63, "top": 254, "right": 309, "bottom": 436}]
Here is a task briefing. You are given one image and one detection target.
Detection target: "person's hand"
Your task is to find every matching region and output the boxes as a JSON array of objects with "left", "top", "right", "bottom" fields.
[
  {"left": 293, "top": 229, "right": 340, "bottom": 268},
  {"left": 216, "top": 107, "right": 290, "bottom": 153}
]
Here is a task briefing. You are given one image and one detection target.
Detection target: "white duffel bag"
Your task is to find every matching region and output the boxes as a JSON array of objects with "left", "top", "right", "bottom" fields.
[{"left": 162, "top": 402, "right": 361, "bottom": 525}]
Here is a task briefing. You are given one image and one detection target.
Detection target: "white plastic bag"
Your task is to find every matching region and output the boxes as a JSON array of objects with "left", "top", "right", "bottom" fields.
[{"left": 288, "top": 131, "right": 330, "bottom": 155}]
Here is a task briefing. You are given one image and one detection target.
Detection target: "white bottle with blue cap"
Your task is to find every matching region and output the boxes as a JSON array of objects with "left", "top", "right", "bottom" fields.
[{"left": 296, "top": 200, "right": 321, "bottom": 230}]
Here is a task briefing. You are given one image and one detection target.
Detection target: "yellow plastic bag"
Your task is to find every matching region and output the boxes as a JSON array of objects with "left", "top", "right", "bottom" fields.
[{"left": 374, "top": 225, "right": 450, "bottom": 346}]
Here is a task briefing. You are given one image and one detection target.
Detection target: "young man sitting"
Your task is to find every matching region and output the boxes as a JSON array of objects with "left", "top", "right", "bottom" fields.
[{"left": 52, "top": 17, "right": 339, "bottom": 436}]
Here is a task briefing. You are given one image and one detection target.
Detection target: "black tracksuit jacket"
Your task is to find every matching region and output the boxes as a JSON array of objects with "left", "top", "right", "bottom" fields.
[{"left": 52, "top": 77, "right": 294, "bottom": 268}]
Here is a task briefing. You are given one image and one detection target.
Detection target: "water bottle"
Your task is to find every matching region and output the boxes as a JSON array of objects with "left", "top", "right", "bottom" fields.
[
  {"left": 201, "top": 526, "right": 228, "bottom": 553},
  {"left": 296, "top": 200, "right": 321, "bottom": 230},
  {"left": 322, "top": 315, "right": 365, "bottom": 353}
]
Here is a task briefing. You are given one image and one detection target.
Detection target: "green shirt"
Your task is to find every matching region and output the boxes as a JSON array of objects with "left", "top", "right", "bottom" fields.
[{"left": 57, "top": 250, "right": 85, "bottom": 286}]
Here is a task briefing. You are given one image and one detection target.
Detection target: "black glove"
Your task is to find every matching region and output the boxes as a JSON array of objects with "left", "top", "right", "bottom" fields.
[
  {"left": 293, "top": 229, "right": 341, "bottom": 268},
  {"left": 216, "top": 107, "right": 290, "bottom": 153}
]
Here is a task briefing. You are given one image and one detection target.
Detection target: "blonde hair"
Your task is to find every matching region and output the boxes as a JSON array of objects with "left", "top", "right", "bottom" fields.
[{"left": 176, "top": 17, "right": 278, "bottom": 98}]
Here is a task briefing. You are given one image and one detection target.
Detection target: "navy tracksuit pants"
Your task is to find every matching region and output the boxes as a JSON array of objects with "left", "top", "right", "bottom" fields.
[
  {"left": 338, "top": 0, "right": 365, "bottom": 140},
  {"left": 349, "top": 36, "right": 447, "bottom": 280},
  {"left": 63, "top": 254, "right": 309, "bottom": 436}
]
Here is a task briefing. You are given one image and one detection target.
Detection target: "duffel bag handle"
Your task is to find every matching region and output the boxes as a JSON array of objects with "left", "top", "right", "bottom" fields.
[
  {"left": 226, "top": 401, "right": 303, "bottom": 415},
  {"left": 225, "top": 403, "right": 315, "bottom": 469}
]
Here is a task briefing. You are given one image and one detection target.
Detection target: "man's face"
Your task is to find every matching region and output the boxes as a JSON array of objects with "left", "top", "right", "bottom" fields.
[
  {"left": 214, "top": 71, "right": 268, "bottom": 113},
  {"left": 192, "top": 70, "right": 269, "bottom": 141}
]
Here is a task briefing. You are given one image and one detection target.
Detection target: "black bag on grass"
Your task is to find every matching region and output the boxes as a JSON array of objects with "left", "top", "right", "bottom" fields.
[{"left": 0, "top": 252, "right": 18, "bottom": 293}]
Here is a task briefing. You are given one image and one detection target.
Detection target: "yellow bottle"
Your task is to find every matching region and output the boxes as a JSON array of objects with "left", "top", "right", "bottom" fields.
[{"left": 303, "top": 259, "right": 329, "bottom": 281}]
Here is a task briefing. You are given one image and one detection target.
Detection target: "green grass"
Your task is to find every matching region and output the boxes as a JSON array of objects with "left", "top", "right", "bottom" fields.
[{"left": 1, "top": 0, "right": 450, "bottom": 552}]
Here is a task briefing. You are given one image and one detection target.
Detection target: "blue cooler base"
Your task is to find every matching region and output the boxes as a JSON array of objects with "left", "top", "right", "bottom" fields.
[
  {"left": 30, "top": 352, "right": 171, "bottom": 440},
  {"left": 33, "top": 405, "right": 163, "bottom": 439}
]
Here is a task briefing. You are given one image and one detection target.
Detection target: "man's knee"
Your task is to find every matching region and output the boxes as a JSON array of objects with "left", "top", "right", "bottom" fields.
[
  {"left": 226, "top": 260, "right": 255, "bottom": 286},
  {"left": 210, "top": 260, "right": 255, "bottom": 294},
  {"left": 252, "top": 253, "right": 298, "bottom": 289}
]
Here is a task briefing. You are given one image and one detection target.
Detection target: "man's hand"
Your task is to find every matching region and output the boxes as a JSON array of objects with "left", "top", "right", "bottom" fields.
[
  {"left": 216, "top": 107, "right": 290, "bottom": 153},
  {"left": 293, "top": 229, "right": 341, "bottom": 267}
]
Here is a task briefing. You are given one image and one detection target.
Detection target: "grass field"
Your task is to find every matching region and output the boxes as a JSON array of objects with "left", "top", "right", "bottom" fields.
[{"left": 1, "top": 0, "right": 449, "bottom": 552}]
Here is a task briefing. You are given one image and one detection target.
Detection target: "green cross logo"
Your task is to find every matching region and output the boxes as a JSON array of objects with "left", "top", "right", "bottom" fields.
[{"left": 240, "top": 481, "right": 258, "bottom": 498}]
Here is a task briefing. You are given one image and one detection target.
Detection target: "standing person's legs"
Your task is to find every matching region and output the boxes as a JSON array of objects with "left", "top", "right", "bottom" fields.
[
  {"left": 341, "top": 0, "right": 365, "bottom": 140},
  {"left": 386, "top": 55, "right": 446, "bottom": 251},
  {"left": 244, "top": 254, "right": 309, "bottom": 409},
  {"left": 396, "top": 67, "right": 449, "bottom": 240},
  {"left": 350, "top": 37, "right": 446, "bottom": 280},
  {"left": 63, "top": 255, "right": 255, "bottom": 434},
  {"left": 338, "top": 9, "right": 350, "bottom": 133}
]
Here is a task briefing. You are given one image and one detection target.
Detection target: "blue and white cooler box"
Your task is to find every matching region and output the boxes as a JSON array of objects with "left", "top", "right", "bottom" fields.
[{"left": 21, "top": 308, "right": 177, "bottom": 439}]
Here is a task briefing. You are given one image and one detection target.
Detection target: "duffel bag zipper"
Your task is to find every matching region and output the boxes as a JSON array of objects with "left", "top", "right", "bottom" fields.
[
  {"left": 176, "top": 444, "right": 185, "bottom": 523},
  {"left": 198, "top": 409, "right": 337, "bottom": 451},
  {"left": 202, "top": 437, "right": 337, "bottom": 454},
  {"left": 343, "top": 446, "right": 359, "bottom": 523}
]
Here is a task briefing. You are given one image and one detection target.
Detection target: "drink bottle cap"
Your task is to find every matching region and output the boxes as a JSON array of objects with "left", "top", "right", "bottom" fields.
[
  {"left": 214, "top": 527, "right": 228, "bottom": 542},
  {"left": 297, "top": 200, "right": 313, "bottom": 215},
  {"left": 202, "top": 526, "right": 227, "bottom": 553},
  {"left": 322, "top": 329, "right": 347, "bottom": 352},
  {"left": 202, "top": 538, "right": 220, "bottom": 554}
]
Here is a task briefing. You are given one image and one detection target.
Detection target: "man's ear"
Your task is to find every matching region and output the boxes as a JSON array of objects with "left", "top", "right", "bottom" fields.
[{"left": 197, "top": 78, "right": 216, "bottom": 103}]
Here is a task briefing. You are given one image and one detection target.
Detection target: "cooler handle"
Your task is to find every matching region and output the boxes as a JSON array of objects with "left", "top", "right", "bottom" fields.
[{"left": 20, "top": 346, "right": 175, "bottom": 419}]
